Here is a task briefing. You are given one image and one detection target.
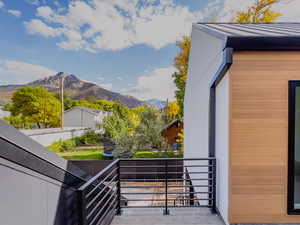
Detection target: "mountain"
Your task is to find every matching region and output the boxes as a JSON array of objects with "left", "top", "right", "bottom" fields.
[
  {"left": 145, "top": 99, "right": 167, "bottom": 109},
  {"left": 0, "top": 72, "right": 144, "bottom": 108}
]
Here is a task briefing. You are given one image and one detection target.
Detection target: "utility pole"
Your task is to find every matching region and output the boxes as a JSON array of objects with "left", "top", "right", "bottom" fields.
[{"left": 60, "top": 75, "right": 64, "bottom": 130}]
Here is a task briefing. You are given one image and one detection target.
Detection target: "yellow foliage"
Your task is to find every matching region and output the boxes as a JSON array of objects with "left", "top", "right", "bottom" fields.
[
  {"left": 174, "top": 36, "right": 191, "bottom": 83},
  {"left": 128, "top": 112, "right": 140, "bottom": 128},
  {"left": 167, "top": 101, "right": 180, "bottom": 118},
  {"left": 177, "top": 129, "right": 184, "bottom": 152},
  {"left": 235, "top": 0, "right": 281, "bottom": 23}
]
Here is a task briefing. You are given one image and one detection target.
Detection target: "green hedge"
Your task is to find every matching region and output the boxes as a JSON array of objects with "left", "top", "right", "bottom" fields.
[{"left": 132, "top": 151, "right": 183, "bottom": 159}]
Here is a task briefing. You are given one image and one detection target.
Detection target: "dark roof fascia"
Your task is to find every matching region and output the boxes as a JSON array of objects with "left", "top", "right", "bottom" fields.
[
  {"left": 226, "top": 36, "right": 300, "bottom": 51},
  {"left": 194, "top": 24, "right": 300, "bottom": 51}
]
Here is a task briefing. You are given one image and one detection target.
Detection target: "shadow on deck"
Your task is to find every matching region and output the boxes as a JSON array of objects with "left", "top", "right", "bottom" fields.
[{"left": 111, "top": 208, "right": 225, "bottom": 225}]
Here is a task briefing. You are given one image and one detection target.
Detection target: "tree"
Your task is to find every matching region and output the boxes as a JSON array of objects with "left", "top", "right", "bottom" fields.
[
  {"left": 166, "top": 101, "right": 180, "bottom": 122},
  {"left": 172, "top": 0, "right": 281, "bottom": 118},
  {"left": 235, "top": 0, "right": 281, "bottom": 23},
  {"left": 3, "top": 115, "right": 33, "bottom": 129},
  {"left": 135, "top": 107, "right": 168, "bottom": 152},
  {"left": 94, "top": 99, "right": 114, "bottom": 111},
  {"left": 9, "top": 86, "right": 61, "bottom": 128},
  {"left": 104, "top": 106, "right": 168, "bottom": 157},
  {"left": 103, "top": 113, "right": 132, "bottom": 139},
  {"left": 172, "top": 36, "right": 190, "bottom": 118}
]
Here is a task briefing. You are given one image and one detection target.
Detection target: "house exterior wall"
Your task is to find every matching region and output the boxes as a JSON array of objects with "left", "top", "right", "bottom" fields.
[
  {"left": 64, "top": 108, "right": 96, "bottom": 129},
  {"left": 215, "top": 73, "right": 230, "bottom": 225},
  {"left": 229, "top": 51, "right": 300, "bottom": 224},
  {"left": 184, "top": 25, "right": 225, "bottom": 160},
  {"left": 184, "top": 25, "right": 226, "bottom": 211}
]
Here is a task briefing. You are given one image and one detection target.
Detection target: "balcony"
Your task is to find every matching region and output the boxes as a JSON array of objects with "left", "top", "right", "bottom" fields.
[{"left": 77, "top": 158, "right": 224, "bottom": 225}]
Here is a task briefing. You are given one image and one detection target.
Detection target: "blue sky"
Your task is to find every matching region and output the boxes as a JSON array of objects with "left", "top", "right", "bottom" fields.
[{"left": 0, "top": 0, "right": 298, "bottom": 100}]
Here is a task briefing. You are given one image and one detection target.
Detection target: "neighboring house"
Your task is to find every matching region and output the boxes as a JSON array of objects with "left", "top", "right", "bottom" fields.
[
  {"left": 64, "top": 106, "right": 112, "bottom": 130},
  {"left": 185, "top": 23, "right": 300, "bottom": 225},
  {"left": 161, "top": 120, "right": 183, "bottom": 150}
]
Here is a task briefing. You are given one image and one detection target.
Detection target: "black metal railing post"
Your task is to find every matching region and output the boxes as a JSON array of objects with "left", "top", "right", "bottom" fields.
[
  {"left": 77, "top": 189, "right": 87, "bottom": 225},
  {"left": 163, "top": 159, "right": 170, "bottom": 215},
  {"left": 116, "top": 160, "right": 122, "bottom": 215},
  {"left": 211, "top": 159, "right": 217, "bottom": 214}
]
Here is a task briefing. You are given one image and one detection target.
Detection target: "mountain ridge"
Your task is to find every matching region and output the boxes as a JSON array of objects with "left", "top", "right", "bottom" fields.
[{"left": 0, "top": 72, "right": 144, "bottom": 108}]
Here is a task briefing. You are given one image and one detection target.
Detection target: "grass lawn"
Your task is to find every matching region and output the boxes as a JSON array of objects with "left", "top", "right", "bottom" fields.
[{"left": 57, "top": 148, "right": 106, "bottom": 160}]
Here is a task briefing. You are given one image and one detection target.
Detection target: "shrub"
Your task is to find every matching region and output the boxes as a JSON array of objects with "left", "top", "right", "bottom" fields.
[
  {"left": 132, "top": 151, "right": 183, "bottom": 159},
  {"left": 48, "top": 139, "right": 64, "bottom": 152},
  {"left": 60, "top": 139, "right": 77, "bottom": 152},
  {"left": 48, "top": 131, "right": 101, "bottom": 152},
  {"left": 132, "top": 151, "right": 156, "bottom": 158},
  {"left": 77, "top": 131, "right": 101, "bottom": 145}
]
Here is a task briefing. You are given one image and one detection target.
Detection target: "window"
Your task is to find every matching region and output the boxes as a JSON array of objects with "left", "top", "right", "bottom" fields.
[{"left": 288, "top": 81, "right": 300, "bottom": 214}]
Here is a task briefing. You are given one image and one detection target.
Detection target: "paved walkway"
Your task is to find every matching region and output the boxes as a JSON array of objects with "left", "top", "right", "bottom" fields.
[{"left": 111, "top": 208, "right": 225, "bottom": 225}]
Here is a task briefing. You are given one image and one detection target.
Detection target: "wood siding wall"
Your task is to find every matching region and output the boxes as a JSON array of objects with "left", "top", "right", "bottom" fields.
[{"left": 229, "top": 51, "right": 300, "bottom": 224}]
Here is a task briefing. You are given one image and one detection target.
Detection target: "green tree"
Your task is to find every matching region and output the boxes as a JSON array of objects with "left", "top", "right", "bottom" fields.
[
  {"left": 3, "top": 115, "right": 33, "bottom": 129},
  {"left": 135, "top": 107, "right": 168, "bottom": 152},
  {"left": 112, "top": 102, "right": 130, "bottom": 119},
  {"left": 93, "top": 99, "right": 114, "bottom": 111},
  {"left": 103, "top": 113, "right": 132, "bottom": 139},
  {"left": 9, "top": 86, "right": 61, "bottom": 128}
]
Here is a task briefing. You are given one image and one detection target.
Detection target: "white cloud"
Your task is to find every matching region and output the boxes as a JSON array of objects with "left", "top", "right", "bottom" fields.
[
  {"left": 0, "top": 60, "right": 56, "bottom": 85},
  {"left": 26, "top": 0, "right": 40, "bottom": 6},
  {"left": 116, "top": 76, "right": 123, "bottom": 81},
  {"left": 0, "top": 1, "right": 4, "bottom": 8},
  {"left": 124, "top": 66, "right": 176, "bottom": 101},
  {"left": 8, "top": 10, "right": 22, "bottom": 18},
  {"left": 24, "top": 0, "right": 211, "bottom": 52},
  {"left": 98, "top": 83, "right": 113, "bottom": 90},
  {"left": 24, "top": 19, "right": 60, "bottom": 37}
]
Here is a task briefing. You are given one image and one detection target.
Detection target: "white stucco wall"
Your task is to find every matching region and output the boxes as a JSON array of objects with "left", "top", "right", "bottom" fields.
[
  {"left": 20, "top": 127, "right": 89, "bottom": 146},
  {"left": 184, "top": 25, "right": 224, "bottom": 159},
  {"left": 184, "top": 25, "right": 228, "bottom": 214},
  {"left": 215, "top": 73, "right": 230, "bottom": 225}
]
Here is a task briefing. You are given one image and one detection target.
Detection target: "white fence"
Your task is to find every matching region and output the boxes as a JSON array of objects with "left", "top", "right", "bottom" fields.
[{"left": 20, "top": 127, "right": 89, "bottom": 146}]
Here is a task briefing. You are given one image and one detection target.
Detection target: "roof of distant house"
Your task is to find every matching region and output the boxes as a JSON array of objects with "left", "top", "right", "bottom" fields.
[
  {"left": 161, "top": 119, "right": 183, "bottom": 133},
  {"left": 65, "top": 106, "right": 111, "bottom": 116},
  {"left": 194, "top": 23, "right": 300, "bottom": 50}
]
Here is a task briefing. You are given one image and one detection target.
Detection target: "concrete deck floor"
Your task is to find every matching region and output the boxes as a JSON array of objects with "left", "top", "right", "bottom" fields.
[{"left": 111, "top": 208, "right": 225, "bottom": 225}]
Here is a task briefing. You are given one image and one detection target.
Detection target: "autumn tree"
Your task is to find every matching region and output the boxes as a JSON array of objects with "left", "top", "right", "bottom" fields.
[
  {"left": 9, "top": 86, "right": 61, "bottom": 128},
  {"left": 166, "top": 101, "right": 180, "bottom": 122},
  {"left": 172, "top": 36, "right": 190, "bottom": 118},
  {"left": 172, "top": 0, "right": 281, "bottom": 118},
  {"left": 235, "top": 0, "right": 281, "bottom": 23}
]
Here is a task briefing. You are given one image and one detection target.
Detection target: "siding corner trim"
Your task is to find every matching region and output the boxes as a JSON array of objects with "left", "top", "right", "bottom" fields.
[{"left": 209, "top": 48, "right": 233, "bottom": 158}]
